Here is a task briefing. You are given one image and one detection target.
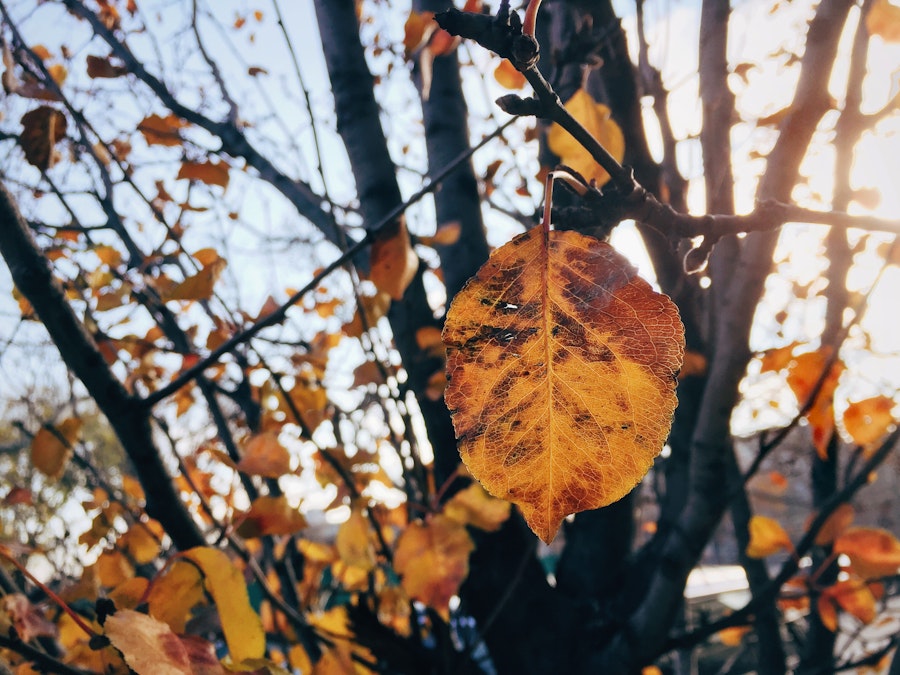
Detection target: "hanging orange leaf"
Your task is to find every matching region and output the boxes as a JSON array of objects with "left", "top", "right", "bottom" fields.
[
  {"left": 546, "top": 89, "right": 625, "bottom": 187},
  {"left": 867, "top": 0, "right": 900, "bottom": 42},
  {"left": 369, "top": 218, "right": 418, "bottom": 301},
  {"left": 403, "top": 10, "right": 436, "bottom": 56},
  {"left": 494, "top": 59, "right": 527, "bottom": 90},
  {"left": 237, "top": 431, "right": 292, "bottom": 478},
  {"left": 813, "top": 503, "right": 855, "bottom": 546},
  {"left": 176, "top": 159, "right": 230, "bottom": 190},
  {"left": 834, "top": 527, "right": 900, "bottom": 579},
  {"left": 443, "top": 226, "right": 683, "bottom": 542},
  {"left": 843, "top": 396, "right": 895, "bottom": 446},
  {"left": 31, "top": 417, "right": 82, "bottom": 479},
  {"left": 746, "top": 515, "right": 793, "bottom": 558},
  {"left": 161, "top": 257, "right": 227, "bottom": 302},
  {"left": 138, "top": 113, "right": 188, "bottom": 147},
  {"left": 104, "top": 609, "right": 192, "bottom": 675},
  {"left": 394, "top": 515, "right": 474, "bottom": 619},
  {"left": 237, "top": 495, "right": 307, "bottom": 537},
  {"left": 20, "top": 106, "right": 68, "bottom": 171},
  {"left": 182, "top": 547, "right": 265, "bottom": 664},
  {"left": 786, "top": 349, "right": 844, "bottom": 460},
  {"left": 443, "top": 482, "right": 512, "bottom": 532}
]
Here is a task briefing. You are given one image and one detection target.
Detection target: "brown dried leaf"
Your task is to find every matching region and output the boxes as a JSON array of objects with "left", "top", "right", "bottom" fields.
[
  {"left": 161, "top": 257, "right": 226, "bottom": 302},
  {"left": 20, "top": 106, "right": 67, "bottom": 171},
  {"left": 86, "top": 54, "right": 128, "bottom": 78},
  {"left": 237, "top": 431, "right": 292, "bottom": 478},
  {"left": 370, "top": 219, "right": 418, "bottom": 301},
  {"left": 138, "top": 113, "right": 188, "bottom": 147},
  {"left": 177, "top": 159, "right": 230, "bottom": 190},
  {"left": 31, "top": 417, "right": 81, "bottom": 478},
  {"left": 105, "top": 609, "right": 192, "bottom": 675},
  {"left": 443, "top": 226, "right": 683, "bottom": 542}
]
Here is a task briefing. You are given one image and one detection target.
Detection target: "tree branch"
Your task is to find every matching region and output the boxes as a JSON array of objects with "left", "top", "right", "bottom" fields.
[{"left": 0, "top": 182, "right": 204, "bottom": 551}]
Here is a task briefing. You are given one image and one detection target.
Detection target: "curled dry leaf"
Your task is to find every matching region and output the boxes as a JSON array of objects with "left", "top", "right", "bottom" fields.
[
  {"left": 20, "top": 106, "right": 68, "bottom": 171},
  {"left": 746, "top": 515, "right": 793, "bottom": 558},
  {"left": 547, "top": 89, "right": 625, "bottom": 187},
  {"left": 86, "top": 54, "right": 128, "bottom": 78},
  {"left": 104, "top": 609, "right": 192, "bottom": 675},
  {"left": 443, "top": 226, "right": 683, "bottom": 542}
]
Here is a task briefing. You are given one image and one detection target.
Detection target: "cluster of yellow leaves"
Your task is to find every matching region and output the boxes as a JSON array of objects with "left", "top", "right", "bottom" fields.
[
  {"left": 547, "top": 89, "right": 625, "bottom": 187},
  {"left": 443, "top": 224, "right": 683, "bottom": 542}
]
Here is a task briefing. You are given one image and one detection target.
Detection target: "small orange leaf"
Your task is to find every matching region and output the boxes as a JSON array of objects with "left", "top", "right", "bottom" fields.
[
  {"left": 394, "top": 515, "right": 474, "bottom": 619},
  {"left": 370, "top": 219, "right": 419, "bottom": 301},
  {"left": 104, "top": 609, "right": 191, "bottom": 675},
  {"left": 237, "top": 431, "right": 292, "bottom": 478},
  {"left": 494, "top": 59, "right": 526, "bottom": 89},
  {"left": 546, "top": 89, "right": 625, "bottom": 187},
  {"left": 843, "top": 396, "right": 895, "bottom": 446},
  {"left": 746, "top": 515, "right": 792, "bottom": 558},
  {"left": 176, "top": 159, "right": 230, "bottom": 190},
  {"left": 814, "top": 503, "right": 855, "bottom": 546},
  {"left": 834, "top": 527, "right": 900, "bottom": 579},
  {"left": 867, "top": 0, "right": 900, "bottom": 42},
  {"left": 818, "top": 579, "right": 877, "bottom": 631},
  {"left": 31, "top": 417, "right": 81, "bottom": 478},
  {"left": 161, "top": 257, "right": 226, "bottom": 302},
  {"left": 418, "top": 221, "right": 462, "bottom": 247},
  {"left": 20, "top": 106, "right": 68, "bottom": 171},
  {"left": 138, "top": 113, "right": 188, "bottom": 147},
  {"left": 443, "top": 483, "right": 512, "bottom": 532},
  {"left": 182, "top": 547, "right": 265, "bottom": 663},
  {"left": 443, "top": 226, "right": 683, "bottom": 543},
  {"left": 237, "top": 495, "right": 307, "bottom": 537}
]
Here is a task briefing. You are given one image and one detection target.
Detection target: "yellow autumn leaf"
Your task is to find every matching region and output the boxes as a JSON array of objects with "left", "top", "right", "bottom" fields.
[
  {"left": 336, "top": 507, "right": 377, "bottom": 571},
  {"left": 182, "top": 547, "right": 265, "bottom": 663},
  {"left": 147, "top": 560, "right": 205, "bottom": 633},
  {"left": 394, "top": 515, "right": 474, "bottom": 619},
  {"left": 442, "top": 226, "right": 683, "bottom": 542},
  {"left": 494, "top": 59, "right": 526, "bottom": 90},
  {"left": 31, "top": 417, "right": 81, "bottom": 479},
  {"left": 746, "top": 515, "right": 793, "bottom": 558},
  {"left": 547, "top": 89, "right": 625, "bottom": 187}
]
